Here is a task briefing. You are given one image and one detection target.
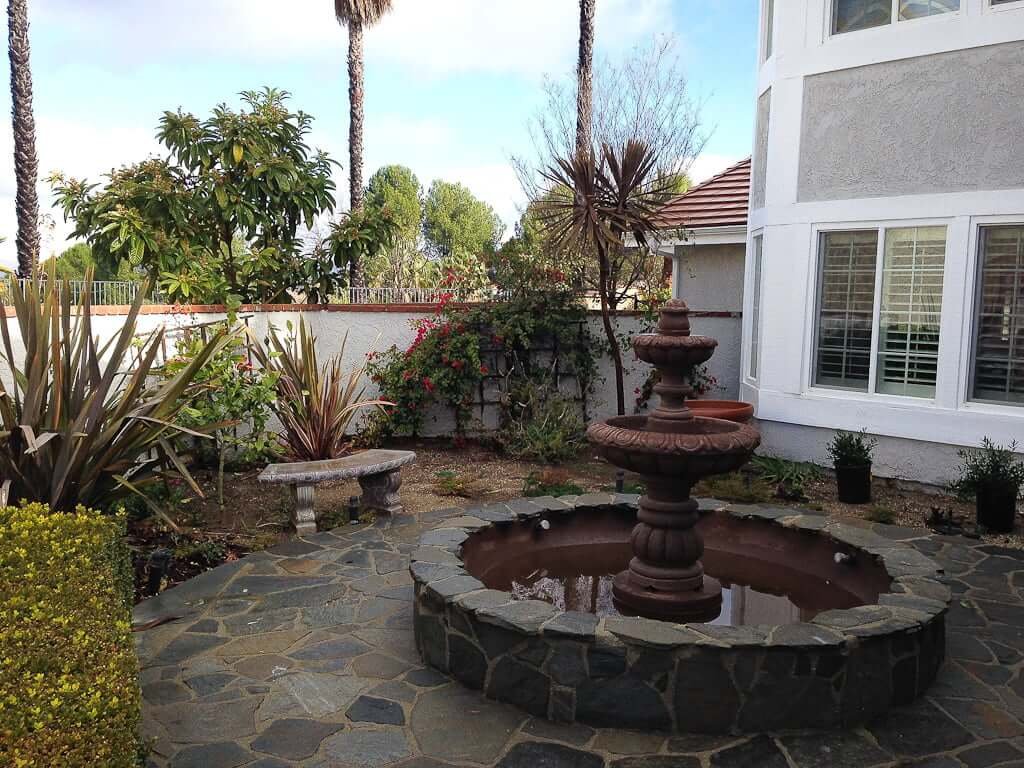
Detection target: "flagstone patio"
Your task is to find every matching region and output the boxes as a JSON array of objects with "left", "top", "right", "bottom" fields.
[{"left": 135, "top": 500, "right": 1024, "bottom": 767}]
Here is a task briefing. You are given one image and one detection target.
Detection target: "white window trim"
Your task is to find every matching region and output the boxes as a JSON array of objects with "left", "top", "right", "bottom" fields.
[
  {"left": 958, "top": 215, "right": 1024, "bottom": 412},
  {"left": 987, "top": 0, "right": 1024, "bottom": 14},
  {"left": 745, "top": 231, "right": 765, "bottom": 384},
  {"left": 761, "top": 0, "right": 775, "bottom": 62},
  {"left": 827, "top": 0, "right": 963, "bottom": 39},
  {"left": 804, "top": 218, "right": 953, "bottom": 404}
]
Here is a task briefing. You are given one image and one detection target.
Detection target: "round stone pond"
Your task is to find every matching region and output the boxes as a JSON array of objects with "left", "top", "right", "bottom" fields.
[{"left": 411, "top": 495, "right": 951, "bottom": 734}]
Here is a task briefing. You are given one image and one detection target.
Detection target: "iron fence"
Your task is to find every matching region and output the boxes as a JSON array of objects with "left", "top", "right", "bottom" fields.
[{"left": 3, "top": 278, "right": 162, "bottom": 305}]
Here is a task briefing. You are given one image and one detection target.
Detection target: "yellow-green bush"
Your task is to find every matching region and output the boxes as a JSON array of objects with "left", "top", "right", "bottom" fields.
[{"left": 0, "top": 504, "right": 140, "bottom": 767}]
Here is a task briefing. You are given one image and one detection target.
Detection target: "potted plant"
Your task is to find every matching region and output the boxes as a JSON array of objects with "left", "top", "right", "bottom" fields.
[
  {"left": 827, "top": 430, "right": 877, "bottom": 504},
  {"left": 951, "top": 438, "right": 1024, "bottom": 534}
]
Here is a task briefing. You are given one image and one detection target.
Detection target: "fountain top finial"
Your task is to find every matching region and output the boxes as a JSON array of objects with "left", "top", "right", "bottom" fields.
[{"left": 657, "top": 299, "right": 691, "bottom": 336}]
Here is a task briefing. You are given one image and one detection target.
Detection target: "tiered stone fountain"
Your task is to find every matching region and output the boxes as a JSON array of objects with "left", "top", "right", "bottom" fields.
[
  {"left": 587, "top": 299, "right": 761, "bottom": 622},
  {"left": 411, "top": 294, "right": 950, "bottom": 734}
]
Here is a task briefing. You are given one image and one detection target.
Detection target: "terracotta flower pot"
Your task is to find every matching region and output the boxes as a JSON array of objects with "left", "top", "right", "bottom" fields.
[{"left": 686, "top": 399, "right": 754, "bottom": 424}]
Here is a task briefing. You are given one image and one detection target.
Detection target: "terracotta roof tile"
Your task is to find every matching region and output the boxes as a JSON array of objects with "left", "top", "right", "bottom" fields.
[{"left": 656, "top": 158, "right": 751, "bottom": 231}]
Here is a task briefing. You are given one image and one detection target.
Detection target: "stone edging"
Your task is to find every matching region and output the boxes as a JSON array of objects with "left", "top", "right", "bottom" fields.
[{"left": 410, "top": 494, "right": 950, "bottom": 734}]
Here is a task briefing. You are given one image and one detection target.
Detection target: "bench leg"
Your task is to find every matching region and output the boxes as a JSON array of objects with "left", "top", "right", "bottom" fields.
[
  {"left": 292, "top": 484, "right": 318, "bottom": 535},
  {"left": 359, "top": 470, "right": 403, "bottom": 515}
]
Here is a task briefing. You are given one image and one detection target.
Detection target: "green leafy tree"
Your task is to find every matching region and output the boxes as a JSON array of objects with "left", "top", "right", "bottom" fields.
[
  {"left": 50, "top": 88, "right": 337, "bottom": 306},
  {"left": 423, "top": 180, "right": 504, "bottom": 260},
  {"left": 363, "top": 165, "right": 428, "bottom": 289}
]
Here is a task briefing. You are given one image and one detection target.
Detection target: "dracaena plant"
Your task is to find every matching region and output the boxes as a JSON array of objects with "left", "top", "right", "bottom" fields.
[
  {"left": 251, "top": 318, "right": 389, "bottom": 461},
  {"left": 537, "top": 140, "right": 676, "bottom": 416},
  {"left": 0, "top": 272, "right": 226, "bottom": 526}
]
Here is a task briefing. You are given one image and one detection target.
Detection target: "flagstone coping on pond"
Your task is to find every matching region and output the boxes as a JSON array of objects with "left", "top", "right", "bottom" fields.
[
  {"left": 411, "top": 495, "right": 951, "bottom": 734},
  {"left": 133, "top": 498, "right": 1024, "bottom": 767}
]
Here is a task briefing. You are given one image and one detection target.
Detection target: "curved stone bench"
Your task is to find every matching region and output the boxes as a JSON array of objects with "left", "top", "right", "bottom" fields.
[
  {"left": 410, "top": 495, "right": 950, "bottom": 734},
  {"left": 259, "top": 449, "right": 415, "bottom": 534}
]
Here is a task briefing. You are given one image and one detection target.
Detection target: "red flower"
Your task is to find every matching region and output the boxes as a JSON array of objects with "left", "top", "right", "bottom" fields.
[
  {"left": 423, "top": 376, "right": 435, "bottom": 393},
  {"left": 479, "top": 364, "right": 489, "bottom": 375},
  {"left": 452, "top": 359, "right": 464, "bottom": 371}
]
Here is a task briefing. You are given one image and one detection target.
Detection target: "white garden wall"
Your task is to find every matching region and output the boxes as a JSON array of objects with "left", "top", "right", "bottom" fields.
[{"left": 0, "top": 303, "right": 744, "bottom": 439}]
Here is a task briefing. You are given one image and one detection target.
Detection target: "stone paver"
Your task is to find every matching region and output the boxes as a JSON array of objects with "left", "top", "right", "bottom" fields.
[{"left": 136, "top": 505, "right": 1024, "bottom": 767}]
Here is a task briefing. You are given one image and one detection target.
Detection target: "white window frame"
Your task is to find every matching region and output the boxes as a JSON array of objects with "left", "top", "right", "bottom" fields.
[
  {"left": 747, "top": 231, "right": 765, "bottom": 382},
  {"left": 961, "top": 216, "right": 1024, "bottom": 411},
  {"left": 829, "top": 0, "right": 962, "bottom": 37},
  {"left": 987, "top": 0, "right": 1024, "bottom": 13},
  {"left": 805, "top": 219, "right": 952, "bottom": 404},
  {"left": 761, "top": 0, "right": 775, "bottom": 61}
]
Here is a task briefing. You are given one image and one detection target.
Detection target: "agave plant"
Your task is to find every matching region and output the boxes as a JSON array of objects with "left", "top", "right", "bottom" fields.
[
  {"left": 252, "top": 318, "right": 389, "bottom": 461},
  {"left": 0, "top": 273, "right": 225, "bottom": 525}
]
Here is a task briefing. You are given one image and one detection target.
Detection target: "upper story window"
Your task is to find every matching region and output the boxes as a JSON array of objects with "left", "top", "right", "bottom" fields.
[
  {"left": 813, "top": 226, "right": 947, "bottom": 398},
  {"left": 832, "top": 0, "right": 959, "bottom": 35},
  {"left": 763, "top": 0, "right": 775, "bottom": 60}
]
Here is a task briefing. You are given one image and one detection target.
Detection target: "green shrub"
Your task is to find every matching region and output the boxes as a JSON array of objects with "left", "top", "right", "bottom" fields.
[
  {"left": 751, "top": 456, "right": 822, "bottom": 501},
  {"left": 827, "top": 429, "right": 877, "bottom": 468},
  {"left": 951, "top": 438, "right": 1024, "bottom": 501},
  {"left": 0, "top": 503, "right": 140, "bottom": 767},
  {"left": 523, "top": 470, "right": 584, "bottom": 498},
  {"left": 496, "top": 378, "right": 584, "bottom": 464}
]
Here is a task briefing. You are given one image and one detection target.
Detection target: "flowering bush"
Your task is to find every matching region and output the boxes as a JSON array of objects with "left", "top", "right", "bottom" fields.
[
  {"left": 0, "top": 503, "right": 139, "bottom": 767},
  {"left": 364, "top": 281, "right": 597, "bottom": 442}
]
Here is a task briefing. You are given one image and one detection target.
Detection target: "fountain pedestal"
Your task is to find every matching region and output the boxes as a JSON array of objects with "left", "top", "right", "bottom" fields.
[{"left": 587, "top": 300, "right": 760, "bottom": 622}]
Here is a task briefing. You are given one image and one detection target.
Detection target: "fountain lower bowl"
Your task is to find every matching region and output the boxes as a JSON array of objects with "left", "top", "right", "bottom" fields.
[{"left": 411, "top": 497, "right": 949, "bottom": 734}]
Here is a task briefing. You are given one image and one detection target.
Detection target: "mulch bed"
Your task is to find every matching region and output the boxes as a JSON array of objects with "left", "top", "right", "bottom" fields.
[{"left": 130, "top": 438, "right": 1021, "bottom": 602}]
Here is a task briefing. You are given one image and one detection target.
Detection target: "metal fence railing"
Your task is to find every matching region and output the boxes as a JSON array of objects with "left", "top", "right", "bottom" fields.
[
  {"left": 3, "top": 278, "right": 162, "bottom": 306},
  {"left": 331, "top": 286, "right": 509, "bottom": 305}
]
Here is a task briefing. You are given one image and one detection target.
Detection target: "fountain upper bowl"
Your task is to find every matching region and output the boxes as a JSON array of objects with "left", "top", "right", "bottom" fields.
[{"left": 587, "top": 414, "right": 761, "bottom": 478}]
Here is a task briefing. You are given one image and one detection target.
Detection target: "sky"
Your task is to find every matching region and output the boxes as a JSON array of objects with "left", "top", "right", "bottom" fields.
[{"left": 0, "top": 0, "right": 759, "bottom": 269}]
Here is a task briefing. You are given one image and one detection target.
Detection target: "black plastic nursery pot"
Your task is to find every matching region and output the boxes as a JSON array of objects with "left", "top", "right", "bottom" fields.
[
  {"left": 836, "top": 463, "right": 872, "bottom": 504},
  {"left": 976, "top": 481, "right": 1020, "bottom": 534}
]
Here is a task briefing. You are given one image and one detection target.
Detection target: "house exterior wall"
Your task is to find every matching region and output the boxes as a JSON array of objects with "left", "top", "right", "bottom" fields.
[
  {"left": 798, "top": 42, "right": 1024, "bottom": 202},
  {"left": 745, "top": 0, "right": 1024, "bottom": 483},
  {"left": 674, "top": 242, "right": 745, "bottom": 400}
]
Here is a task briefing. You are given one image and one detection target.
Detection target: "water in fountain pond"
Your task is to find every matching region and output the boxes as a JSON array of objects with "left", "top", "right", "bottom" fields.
[{"left": 494, "top": 543, "right": 865, "bottom": 626}]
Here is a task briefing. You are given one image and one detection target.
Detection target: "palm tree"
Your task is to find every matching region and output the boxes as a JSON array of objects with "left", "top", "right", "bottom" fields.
[
  {"left": 334, "top": 0, "right": 393, "bottom": 288},
  {"left": 539, "top": 141, "right": 672, "bottom": 416},
  {"left": 7, "top": 0, "right": 39, "bottom": 277},
  {"left": 576, "top": 0, "right": 596, "bottom": 156}
]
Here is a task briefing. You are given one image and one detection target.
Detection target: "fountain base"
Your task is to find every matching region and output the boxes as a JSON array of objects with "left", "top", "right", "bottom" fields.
[{"left": 612, "top": 570, "right": 723, "bottom": 623}]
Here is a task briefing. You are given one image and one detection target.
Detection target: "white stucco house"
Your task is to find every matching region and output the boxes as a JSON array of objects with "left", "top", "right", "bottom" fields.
[{"left": 744, "top": 0, "right": 1024, "bottom": 484}]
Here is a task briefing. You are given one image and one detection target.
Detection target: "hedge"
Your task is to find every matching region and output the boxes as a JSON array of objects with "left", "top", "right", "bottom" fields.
[{"left": 0, "top": 504, "right": 140, "bottom": 767}]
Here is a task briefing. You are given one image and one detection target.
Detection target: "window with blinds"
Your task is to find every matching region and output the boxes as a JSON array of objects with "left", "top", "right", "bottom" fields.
[
  {"left": 832, "top": 0, "right": 958, "bottom": 33},
  {"left": 814, "top": 231, "right": 878, "bottom": 390},
  {"left": 972, "top": 226, "right": 1024, "bottom": 405},
  {"left": 750, "top": 235, "right": 764, "bottom": 379},
  {"left": 876, "top": 227, "right": 946, "bottom": 397}
]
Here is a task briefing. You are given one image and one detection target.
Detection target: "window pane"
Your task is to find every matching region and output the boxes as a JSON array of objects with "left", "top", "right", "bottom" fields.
[
  {"left": 750, "top": 235, "right": 763, "bottom": 379},
  {"left": 814, "top": 231, "right": 878, "bottom": 390},
  {"left": 900, "top": 0, "right": 959, "bottom": 19},
  {"left": 764, "top": 0, "right": 774, "bottom": 59},
  {"left": 833, "top": 0, "right": 892, "bottom": 33},
  {"left": 972, "top": 226, "right": 1024, "bottom": 405},
  {"left": 876, "top": 227, "right": 946, "bottom": 397}
]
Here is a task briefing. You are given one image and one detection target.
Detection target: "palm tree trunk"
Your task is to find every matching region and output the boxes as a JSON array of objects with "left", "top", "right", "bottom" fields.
[
  {"left": 576, "top": 0, "right": 596, "bottom": 156},
  {"left": 8, "top": 0, "right": 39, "bottom": 278},
  {"left": 348, "top": 18, "right": 365, "bottom": 290}
]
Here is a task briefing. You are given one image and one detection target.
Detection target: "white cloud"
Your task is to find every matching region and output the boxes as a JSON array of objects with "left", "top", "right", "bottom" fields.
[
  {"left": 689, "top": 153, "right": 745, "bottom": 185},
  {"left": 34, "top": 0, "right": 674, "bottom": 78}
]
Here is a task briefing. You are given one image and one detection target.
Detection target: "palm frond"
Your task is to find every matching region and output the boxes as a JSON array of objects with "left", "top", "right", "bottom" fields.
[{"left": 334, "top": 0, "right": 394, "bottom": 26}]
